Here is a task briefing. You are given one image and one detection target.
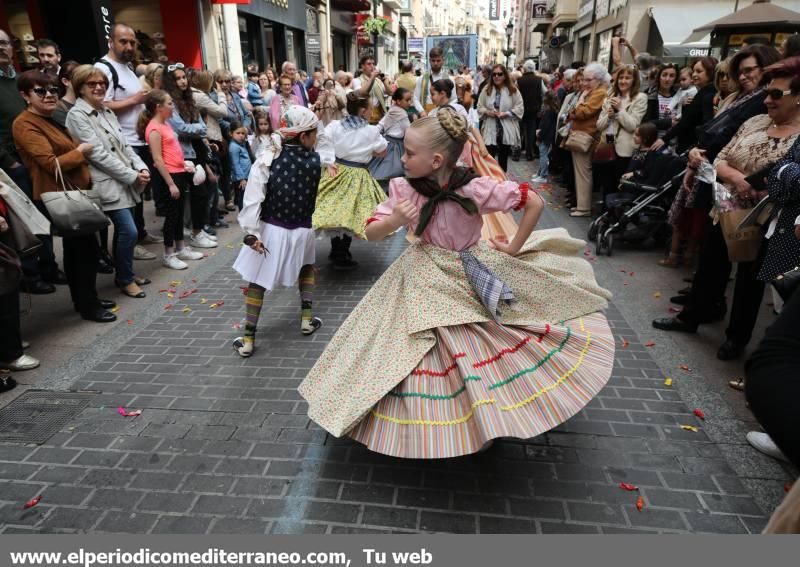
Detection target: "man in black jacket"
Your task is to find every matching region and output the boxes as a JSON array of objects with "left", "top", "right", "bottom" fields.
[{"left": 516, "top": 60, "right": 544, "bottom": 161}]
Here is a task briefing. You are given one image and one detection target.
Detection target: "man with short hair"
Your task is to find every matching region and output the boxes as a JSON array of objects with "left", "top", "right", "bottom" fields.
[
  {"left": 95, "top": 22, "right": 161, "bottom": 256},
  {"left": 36, "top": 39, "right": 61, "bottom": 76},
  {"left": 281, "top": 61, "right": 309, "bottom": 107},
  {"left": 413, "top": 47, "right": 454, "bottom": 116},
  {"left": 356, "top": 55, "right": 386, "bottom": 124},
  {"left": 395, "top": 61, "right": 416, "bottom": 92},
  {"left": 517, "top": 59, "right": 546, "bottom": 161}
]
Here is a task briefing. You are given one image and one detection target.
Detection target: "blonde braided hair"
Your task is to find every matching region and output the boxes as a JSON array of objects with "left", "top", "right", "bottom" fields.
[{"left": 409, "top": 107, "right": 469, "bottom": 166}]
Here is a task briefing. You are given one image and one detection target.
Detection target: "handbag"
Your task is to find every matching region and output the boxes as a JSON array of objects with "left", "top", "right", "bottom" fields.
[
  {"left": 41, "top": 160, "right": 110, "bottom": 237},
  {"left": 564, "top": 130, "right": 595, "bottom": 153},
  {"left": 592, "top": 135, "right": 617, "bottom": 164},
  {"left": 719, "top": 208, "right": 763, "bottom": 263},
  {"left": 772, "top": 267, "right": 800, "bottom": 302},
  {"left": 0, "top": 241, "right": 21, "bottom": 295},
  {"left": 1, "top": 203, "right": 41, "bottom": 257}
]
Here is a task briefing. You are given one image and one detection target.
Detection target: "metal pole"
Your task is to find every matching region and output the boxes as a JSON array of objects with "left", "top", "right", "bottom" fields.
[{"left": 373, "top": 0, "right": 380, "bottom": 66}]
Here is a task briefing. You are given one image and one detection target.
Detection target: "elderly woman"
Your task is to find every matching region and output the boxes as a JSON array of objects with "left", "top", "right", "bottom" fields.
[
  {"left": 66, "top": 64, "right": 151, "bottom": 300},
  {"left": 314, "top": 78, "right": 346, "bottom": 126},
  {"left": 12, "top": 71, "right": 116, "bottom": 322},
  {"left": 565, "top": 62, "right": 608, "bottom": 217},
  {"left": 477, "top": 64, "right": 524, "bottom": 172},
  {"left": 270, "top": 74, "right": 302, "bottom": 131},
  {"left": 655, "top": 56, "right": 800, "bottom": 361}
]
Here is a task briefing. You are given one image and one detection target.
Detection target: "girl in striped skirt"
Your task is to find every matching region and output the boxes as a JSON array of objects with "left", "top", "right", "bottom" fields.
[{"left": 299, "top": 108, "right": 616, "bottom": 458}]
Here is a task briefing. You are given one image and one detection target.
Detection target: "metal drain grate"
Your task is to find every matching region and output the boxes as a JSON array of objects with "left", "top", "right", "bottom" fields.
[{"left": 0, "top": 390, "right": 93, "bottom": 444}]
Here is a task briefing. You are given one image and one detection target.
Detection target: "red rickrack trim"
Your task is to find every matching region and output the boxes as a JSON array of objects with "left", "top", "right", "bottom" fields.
[
  {"left": 411, "top": 353, "right": 466, "bottom": 377},
  {"left": 473, "top": 336, "right": 532, "bottom": 369},
  {"left": 366, "top": 216, "right": 380, "bottom": 225},
  {"left": 513, "top": 182, "right": 530, "bottom": 211},
  {"left": 536, "top": 324, "right": 551, "bottom": 343}
]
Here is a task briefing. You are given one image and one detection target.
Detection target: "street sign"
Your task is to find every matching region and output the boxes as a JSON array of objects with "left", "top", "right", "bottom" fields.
[
  {"left": 408, "top": 37, "right": 424, "bottom": 53},
  {"left": 533, "top": 2, "right": 548, "bottom": 18},
  {"left": 489, "top": 0, "right": 499, "bottom": 20},
  {"left": 307, "top": 33, "right": 321, "bottom": 53},
  {"left": 399, "top": 51, "right": 409, "bottom": 59}
]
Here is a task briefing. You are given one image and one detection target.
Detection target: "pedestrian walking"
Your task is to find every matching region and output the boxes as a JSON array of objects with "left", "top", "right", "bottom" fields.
[
  {"left": 517, "top": 60, "right": 545, "bottom": 161},
  {"left": 232, "top": 106, "right": 323, "bottom": 358},
  {"left": 298, "top": 107, "right": 614, "bottom": 459}
]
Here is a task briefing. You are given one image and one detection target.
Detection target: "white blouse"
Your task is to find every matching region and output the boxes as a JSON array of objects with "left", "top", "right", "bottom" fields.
[{"left": 316, "top": 120, "right": 388, "bottom": 165}]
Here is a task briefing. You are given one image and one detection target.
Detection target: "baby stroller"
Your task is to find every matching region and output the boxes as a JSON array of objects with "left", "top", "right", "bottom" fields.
[{"left": 588, "top": 153, "right": 687, "bottom": 256}]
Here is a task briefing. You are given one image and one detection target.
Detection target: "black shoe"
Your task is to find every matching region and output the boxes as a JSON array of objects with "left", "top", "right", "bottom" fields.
[
  {"left": 678, "top": 286, "right": 692, "bottom": 295},
  {"left": 73, "top": 299, "right": 117, "bottom": 313},
  {"left": 97, "top": 259, "right": 115, "bottom": 274},
  {"left": 669, "top": 294, "right": 688, "bottom": 305},
  {"left": 717, "top": 339, "right": 745, "bottom": 361},
  {"left": 42, "top": 269, "right": 68, "bottom": 285},
  {"left": 212, "top": 220, "right": 229, "bottom": 228},
  {"left": 80, "top": 308, "right": 117, "bottom": 323},
  {"left": 203, "top": 225, "right": 217, "bottom": 236},
  {"left": 652, "top": 316, "right": 698, "bottom": 333},
  {"left": 697, "top": 300, "right": 727, "bottom": 324},
  {"left": 331, "top": 257, "right": 358, "bottom": 271},
  {"left": 20, "top": 279, "right": 56, "bottom": 294}
]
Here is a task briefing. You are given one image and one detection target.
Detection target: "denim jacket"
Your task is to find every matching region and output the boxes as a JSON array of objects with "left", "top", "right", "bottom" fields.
[
  {"left": 229, "top": 139, "right": 252, "bottom": 182},
  {"left": 246, "top": 81, "right": 264, "bottom": 107},
  {"left": 214, "top": 91, "right": 252, "bottom": 135},
  {"left": 168, "top": 110, "right": 207, "bottom": 160}
]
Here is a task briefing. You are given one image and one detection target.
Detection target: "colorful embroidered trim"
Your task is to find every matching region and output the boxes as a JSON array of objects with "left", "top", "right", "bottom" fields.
[
  {"left": 365, "top": 216, "right": 380, "bottom": 226},
  {"left": 487, "top": 327, "right": 572, "bottom": 390},
  {"left": 513, "top": 182, "right": 530, "bottom": 211},
  {"left": 371, "top": 398, "right": 497, "bottom": 426},
  {"left": 411, "top": 353, "right": 466, "bottom": 377},
  {"left": 500, "top": 331, "right": 592, "bottom": 411},
  {"left": 473, "top": 336, "right": 532, "bottom": 369},
  {"left": 579, "top": 317, "right": 585, "bottom": 332},
  {"left": 389, "top": 375, "right": 481, "bottom": 400},
  {"left": 537, "top": 324, "right": 551, "bottom": 343}
]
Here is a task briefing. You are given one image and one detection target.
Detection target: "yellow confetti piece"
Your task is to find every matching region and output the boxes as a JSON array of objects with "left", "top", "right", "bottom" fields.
[
  {"left": 653, "top": 292, "right": 662, "bottom": 299},
  {"left": 664, "top": 377, "right": 673, "bottom": 387},
  {"left": 110, "top": 306, "right": 120, "bottom": 313},
  {"left": 181, "top": 307, "right": 192, "bottom": 313},
  {"left": 170, "top": 280, "right": 182, "bottom": 286},
  {"left": 225, "top": 244, "right": 235, "bottom": 249},
  {"left": 680, "top": 425, "right": 698, "bottom": 432},
  {"left": 167, "top": 293, "right": 174, "bottom": 299},
  {"left": 200, "top": 298, "right": 208, "bottom": 304},
  {"left": 210, "top": 303, "right": 218, "bottom": 309}
]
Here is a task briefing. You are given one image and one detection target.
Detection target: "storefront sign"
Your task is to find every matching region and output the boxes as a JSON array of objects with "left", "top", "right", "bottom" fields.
[
  {"left": 90, "top": 0, "right": 114, "bottom": 48},
  {"left": 595, "top": 0, "right": 609, "bottom": 19},
  {"left": 408, "top": 37, "right": 424, "bottom": 53},
  {"left": 307, "top": 33, "right": 321, "bottom": 54},
  {"left": 489, "top": 0, "right": 500, "bottom": 20},
  {"left": 576, "top": 0, "right": 595, "bottom": 29},
  {"left": 533, "top": 2, "right": 548, "bottom": 18}
]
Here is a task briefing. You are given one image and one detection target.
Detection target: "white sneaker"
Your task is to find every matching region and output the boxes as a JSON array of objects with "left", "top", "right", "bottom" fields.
[
  {"left": 133, "top": 245, "right": 157, "bottom": 260},
  {"left": 0, "top": 353, "right": 40, "bottom": 371},
  {"left": 176, "top": 246, "right": 204, "bottom": 261},
  {"left": 746, "top": 431, "right": 789, "bottom": 462},
  {"left": 162, "top": 253, "right": 188, "bottom": 270},
  {"left": 200, "top": 230, "right": 218, "bottom": 242},
  {"left": 189, "top": 232, "right": 218, "bottom": 248},
  {"left": 531, "top": 175, "right": 547, "bottom": 183}
]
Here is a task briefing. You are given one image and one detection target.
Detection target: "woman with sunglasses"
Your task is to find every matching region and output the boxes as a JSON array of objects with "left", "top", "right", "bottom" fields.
[
  {"left": 163, "top": 62, "right": 216, "bottom": 250},
  {"left": 66, "top": 64, "right": 154, "bottom": 300},
  {"left": 712, "top": 59, "right": 735, "bottom": 115},
  {"left": 477, "top": 65, "right": 524, "bottom": 172},
  {"left": 12, "top": 71, "right": 117, "bottom": 323}
]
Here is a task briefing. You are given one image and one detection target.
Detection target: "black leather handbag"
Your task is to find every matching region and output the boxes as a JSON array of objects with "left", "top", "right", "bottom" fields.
[{"left": 773, "top": 267, "right": 800, "bottom": 302}]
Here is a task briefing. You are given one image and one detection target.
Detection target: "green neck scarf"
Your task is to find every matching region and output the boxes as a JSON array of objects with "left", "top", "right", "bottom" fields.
[{"left": 408, "top": 167, "right": 480, "bottom": 237}]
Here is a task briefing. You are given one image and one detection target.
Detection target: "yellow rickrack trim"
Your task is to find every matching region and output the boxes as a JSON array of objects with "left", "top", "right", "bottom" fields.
[
  {"left": 500, "top": 332, "right": 593, "bottom": 411},
  {"left": 580, "top": 317, "right": 585, "bottom": 332},
  {"left": 371, "top": 398, "right": 497, "bottom": 426}
]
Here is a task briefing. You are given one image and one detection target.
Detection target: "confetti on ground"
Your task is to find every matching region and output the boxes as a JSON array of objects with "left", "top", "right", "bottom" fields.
[
  {"left": 164, "top": 304, "right": 173, "bottom": 310},
  {"left": 653, "top": 292, "right": 662, "bottom": 299},
  {"left": 167, "top": 293, "right": 174, "bottom": 298},
  {"left": 668, "top": 306, "right": 682, "bottom": 313},
  {"left": 629, "top": 271, "right": 635, "bottom": 277},
  {"left": 680, "top": 425, "right": 699, "bottom": 432},
  {"left": 693, "top": 409, "right": 706, "bottom": 420},
  {"left": 621, "top": 339, "right": 630, "bottom": 348},
  {"left": 636, "top": 496, "right": 644, "bottom": 512},
  {"left": 179, "top": 289, "right": 198, "bottom": 299},
  {"left": 232, "top": 323, "right": 242, "bottom": 330},
  {"left": 226, "top": 244, "right": 235, "bottom": 249},
  {"left": 209, "top": 301, "right": 225, "bottom": 309},
  {"left": 110, "top": 306, "right": 120, "bottom": 313},
  {"left": 126, "top": 319, "right": 133, "bottom": 325},
  {"left": 619, "top": 482, "right": 638, "bottom": 491},
  {"left": 619, "top": 269, "right": 627, "bottom": 273},
  {"left": 169, "top": 280, "right": 182, "bottom": 286},
  {"left": 182, "top": 307, "right": 192, "bottom": 313},
  {"left": 191, "top": 278, "right": 197, "bottom": 283},
  {"left": 624, "top": 282, "right": 630, "bottom": 286},
  {"left": 679, "top": 364, "right": 691, "bottom": 372},
  {"left": 117, "top": 407, "right": 142, "bottom": 417},
  {"left": 200, "top": 298, "right": 208, "bottom": 304},
  {"left": 644, "top": 341, "right": 656, "bottom": 347},
  {"left": 664, "top": 377, "right": 673, "bottom": 387},
  {"left": 22, "top": 495, "right": 42, "bottom": 509}
]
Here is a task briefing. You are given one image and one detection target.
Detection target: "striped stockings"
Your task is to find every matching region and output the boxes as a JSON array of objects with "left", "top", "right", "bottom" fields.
[
  {"left": 299, "top": 264, "right": 315, "bottom": 323},
  {"left": 244, "top": 284, "right": 265, "bottom": 344}
]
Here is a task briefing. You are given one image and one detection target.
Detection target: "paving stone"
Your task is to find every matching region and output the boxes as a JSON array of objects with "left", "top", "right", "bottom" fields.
[
  {"left": 129, "top": 472, "right": 183, "bottom": 491},
  {"left": 642, "top": 488, "right": 704, "bottom": 510},
  {"left": 138, "top": 492, "right": 196, "bottom": 513},
  {"left": 26, "top": 448, "right": 80, "bottom": 464},
  {"left": 151, "top": 515, "right": 212, "bottom": 534},
  {"left": 303, "top": 501, "right": 360, "bottom": 524},
  {"left": 192, "top": 494, "right": 250, "bottom": 516},
  {"left": 478, "top": 516, "right": 535, "bottom": 533},
  {"left": 661, "top": 472, "right": 718, "bottom": 492},
  {"left": 341, "top": 484, "right": 394, "bottom": 505},
  {"left": 419, "top": 511, "right": 476, "bottom": 533},
  {"left": 684, "top": 512, "right": 748, "bottom": 534},
  {"left": 87, "top": 489, "right": 144, "bottom": 510},
  {"left": 508, "top": 498, "right": 565, "bottom": 520},
  {"left": 567, "top": 502, "right": 625, "bottom": 525},
  {"left": 209, "top": 518, "right": 271, "bottom": 534},
  {"left": 96, "top": 511, "right": 159, "bottom": 533},
  {"left": 540, "top": 521, "right": 600, "bottom": 534},
  {"left": 624, "top": 506, "right": 687, "bottom": 531},
  {"left": 397, "top": 488, "right": 450, "bottom": 510},
  {"left": 700, "top": 494, "right": 763, "bottom": 516},
  {"left": 41, "top": 507, "right": 99, "bottom": 531}
]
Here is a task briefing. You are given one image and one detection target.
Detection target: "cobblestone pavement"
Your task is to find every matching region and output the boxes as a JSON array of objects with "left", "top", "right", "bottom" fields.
[{"left": 0, "top": 160, "right": 792, "bottom": 534}]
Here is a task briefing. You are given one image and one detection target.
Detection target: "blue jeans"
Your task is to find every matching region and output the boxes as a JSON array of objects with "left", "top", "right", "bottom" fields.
[
  {"left": 537, "top": 143, "right": 551, "bottom": 178},
  {"left": 106, "top": 207, "right": 138, "bottom": 285}
]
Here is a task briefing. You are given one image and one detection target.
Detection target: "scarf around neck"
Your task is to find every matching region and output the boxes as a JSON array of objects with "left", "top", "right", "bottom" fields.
[
  {"left": 342, "top": 115, "right": 368, "bottom": 131},
  {"left": 408, "top": 167, "right": 480, "bottom": 236}
]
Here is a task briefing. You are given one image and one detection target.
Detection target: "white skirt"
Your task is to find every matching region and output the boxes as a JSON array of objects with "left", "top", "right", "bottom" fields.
[{"left": 233, "top": 223, "right": 316, "bottom": 291}]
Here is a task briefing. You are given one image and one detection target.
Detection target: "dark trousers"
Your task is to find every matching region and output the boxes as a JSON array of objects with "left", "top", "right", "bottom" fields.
[
  {"left": 680, "top": 223, "right": 766, "bottom": 346},
  {"left": 131, "top": 146, "right": 151, "bottom": 240},
  {"left": 595, "top": 156, "right": 631, "bottom": 206},
  {"left": 63, "top": 233, "right": 100, "bottom": 313},
  {"left": 746, "top": 286, "right": 800, "bottom": 469},
  {"left": 488, "top": 144, "right": 511, "bottom": 172},
  {"left": 521, "top": 116, "right": 538, "bottom": 159},
  {"left": 189, "top": 184, "right": 210, "bottom": 231},
  {"left": 162, "top": 172, "right": 191, "bottom": 247},
  {"left": 0, "top": 290, "right": 23, "bottom": 362}
]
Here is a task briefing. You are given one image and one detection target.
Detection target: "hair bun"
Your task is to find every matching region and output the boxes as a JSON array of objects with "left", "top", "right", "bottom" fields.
[{"left": 436, "top": 107, "right": 469, "bottom": 144}]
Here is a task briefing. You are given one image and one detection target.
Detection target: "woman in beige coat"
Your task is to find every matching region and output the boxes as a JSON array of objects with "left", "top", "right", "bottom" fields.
[{"left": 477, "top": 64, "right": 524, "bottom": 172}]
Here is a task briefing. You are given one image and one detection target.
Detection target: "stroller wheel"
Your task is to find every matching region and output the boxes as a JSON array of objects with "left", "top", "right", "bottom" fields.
[
  {"left": 605, "top": 232, "right": 614, "bottom": 257},
  {"left": 587, "top": 219, "right": 600, "bottom": 242}
]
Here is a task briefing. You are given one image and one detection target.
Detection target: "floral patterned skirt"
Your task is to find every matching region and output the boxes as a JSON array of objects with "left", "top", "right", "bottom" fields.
[{"left": 312, "top": 164, "right": 385, "bottom": 239}]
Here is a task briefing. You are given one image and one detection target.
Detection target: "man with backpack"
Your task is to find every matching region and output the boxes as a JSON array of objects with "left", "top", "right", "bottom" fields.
[{"left": 95, "top": 22, "right": 161, "bottom": 259}]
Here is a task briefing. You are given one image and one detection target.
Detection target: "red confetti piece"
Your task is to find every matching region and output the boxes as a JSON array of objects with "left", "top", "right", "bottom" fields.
[
  {"left": 126, "top": 319, "right": 133, "bottom": 325},
  {"left": 232, "top": 323, "right": 242, "bottom": 330},
  {"left": 636, "top": 495, "right": 644, "bottom": 512},
  {"left": 619, "top": 269, "right": 627, "bottom": 273},
  {"left": 164, "top": 304, "right": 173, "bottom": 310},
  {"left": 619, "top": 482, "right": 638, "bottom": 491},
  {"left": 693, "top": 409, "right": 706, "bottom": 420},
  {"left": 117, "top": 407, "right": 142, "bottom": 417},
  {"left": 629, "top": 272, "right": 635, "bottom": 277},
  {"left": 191, "top": 278, "right": 197, "bottom": 283},
  {"left": 785, "top": 483, "right": 793, "bottom": 493},
  {"left": 679, "top": 364, "right": 691, "bottom": 372},
  {"left": 668, "top": 306, "right": 682, "bottom": 313},
  {"left": 644, "top": 341, "right": 656, "bottom": 347},
  {"left": 22, "top": 495, "right": 42, "bottom": 509},
  {"left": 178, "top": 288, "right": 198, "bottom": 299},
  {"left": 210, "top": 300, "right": 224, "bottom": 308},
  {"left": 621, "top": 339, "right": 630, "bottom": 348}
]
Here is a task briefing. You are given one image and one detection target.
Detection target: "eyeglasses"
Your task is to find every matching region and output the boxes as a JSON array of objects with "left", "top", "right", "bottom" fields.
[
  {"left": 492, "top": 72, "right": 505, "bottom": 77},
  {"left": 738, "top": 65, "right": 760, "bottom": 77},
  {"left": 765, "top": 88, "right": 794, "bottom": 100},
  {"left": 31, "top": 86, "right": 59, "bottom": 98},
  {"left": 0, "top": 40, "right": 11, "bottom": 47},
  {"left": 717, "top": 72, "right": 728, "bottom": 78},
  {"left": 219, "top": 79, "right": 231, "bottom": 83},
  {"left": 167, "top": 62, "right": 185, "bottom": 72},
  {"left": 85, "top": 80, "right": 108, "bottom": 90}
]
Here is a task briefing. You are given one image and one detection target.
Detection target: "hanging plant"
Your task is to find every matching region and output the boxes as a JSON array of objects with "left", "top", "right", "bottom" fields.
[{"left": 362, "top": 16, "right": 391, "bottom": 36}]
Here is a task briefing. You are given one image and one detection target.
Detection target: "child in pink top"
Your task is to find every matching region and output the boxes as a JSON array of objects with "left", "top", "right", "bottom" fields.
[{"left": 138, "top": 90, "right": 204, "bottom": 270}]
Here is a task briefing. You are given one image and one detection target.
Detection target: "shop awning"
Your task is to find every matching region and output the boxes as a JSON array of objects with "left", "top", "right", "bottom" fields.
[
  {"left": 331, "top": 0, "right": 371, "bottom": 11},
  {"left": 687, "top": 1, "right": 800, "bottom": 36},
  {"left": 649, "top": 4, "right": 733, "bottom": 51}
]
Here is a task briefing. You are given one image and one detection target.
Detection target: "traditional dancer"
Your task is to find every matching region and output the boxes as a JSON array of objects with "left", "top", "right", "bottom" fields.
[
  {"left": 299, "top": 108, "right": 615, "bottom": 459},
  {"left": 232, "top": 106, "right": 323, "bottom": 357},
  {"left": 313, "top": 92, "right": 388, "bottom": 270},
  {"left": 368, "top": 87, "right": 412, "bottom": 191}
]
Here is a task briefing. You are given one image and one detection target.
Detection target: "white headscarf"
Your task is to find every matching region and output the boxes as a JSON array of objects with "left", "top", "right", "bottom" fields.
[{"left": 279, "top": 106, "right": 319, "bottom": 139}]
